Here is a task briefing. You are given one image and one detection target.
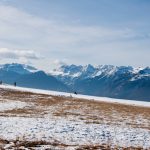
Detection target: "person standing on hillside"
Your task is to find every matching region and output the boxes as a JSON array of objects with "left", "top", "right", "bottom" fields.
[
  {"left": 14, "top": 82, "right": 16, "bottom": 87},
  {"left": 74, "top": 91, "right": 77, "bottom": 95}
]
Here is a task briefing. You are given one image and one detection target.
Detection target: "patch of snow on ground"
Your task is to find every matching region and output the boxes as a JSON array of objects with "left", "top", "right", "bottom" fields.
[
  {"left": 0, "top": 100, "right": 28, "bottom": 112},
  {"left": 0, "top": 116, "right": 149, "bottom": 148}
]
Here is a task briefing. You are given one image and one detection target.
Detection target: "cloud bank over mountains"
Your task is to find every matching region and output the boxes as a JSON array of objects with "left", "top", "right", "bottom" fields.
[{"left": 0, "top": 48, "right": 39, "bottom": 60}]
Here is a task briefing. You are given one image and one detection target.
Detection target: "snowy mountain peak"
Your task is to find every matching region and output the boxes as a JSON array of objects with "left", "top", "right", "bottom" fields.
[
  {"left": 139, "top": 67, "right": 150, "bottom": 75},
  {"left": 50, "top": 64, "right": 150, "bottom": 80},
  {"left": 83, "top": 64, "right": 96, "bottom": 73},
  {"left": 0, "top": 63, "right": 38, "bottom": 74}
]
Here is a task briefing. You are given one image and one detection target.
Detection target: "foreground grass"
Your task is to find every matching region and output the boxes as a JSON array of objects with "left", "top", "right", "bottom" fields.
[
  {"left": 0, "top": 88, "right": 150, "bottom": 150},
  {"left": 0, "top": 139, "right": 146, "bottom": 150}
]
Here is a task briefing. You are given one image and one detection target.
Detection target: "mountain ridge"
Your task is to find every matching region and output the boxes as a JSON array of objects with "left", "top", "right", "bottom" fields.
[
  {"left": 51, "top": 64, "right": 150, "bottom": 101},
  {"left": 0, "top": 63, "right": 150, "bottom": 101},
  {"left": 0, "top": 63, "right": 69, "bottom": 92}
]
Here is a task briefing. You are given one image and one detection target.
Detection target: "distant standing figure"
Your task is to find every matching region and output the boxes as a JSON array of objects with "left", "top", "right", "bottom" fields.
[
  {"left": 0, "top": 81, "right": 2, "bottom": 85},
  {"left": 74, "top": 91, "right": 77, "bottom": 95},
  {"left": 14, "top": 82, "right": 16, "bottom": 87}
]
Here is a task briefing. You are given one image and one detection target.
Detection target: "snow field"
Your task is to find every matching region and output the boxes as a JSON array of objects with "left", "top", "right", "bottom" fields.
[{"left": 0, "top": 84, "right": 150, "bottom": 149}]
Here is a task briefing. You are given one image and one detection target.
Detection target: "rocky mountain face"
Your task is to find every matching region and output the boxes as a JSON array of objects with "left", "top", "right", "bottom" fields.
[
  {"left": 0, "top": 63, "right": 69, "bottom": 92},
  {"left": 51, "top": 64, "right": 150, "bottom": 101}
]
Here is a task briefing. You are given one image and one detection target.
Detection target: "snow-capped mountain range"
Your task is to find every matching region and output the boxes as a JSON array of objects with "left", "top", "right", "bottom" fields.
[
  {"left": 0, "top": 63, "right": 68, "bottom": 92},
  {"left": 51, "top": 64, "right": 148, "bottom": 77},
  {"left": 51, "top": 64, "right": 150, "bottom": 101},
  {"left": 0, "top": 63, "right": 38, "bottom": 74},
  {"left": 0, "top": 63, "right": 150, "bottom": 101},
  {"left": 51, "top": 64, "right": 150, "bottom": 82}
]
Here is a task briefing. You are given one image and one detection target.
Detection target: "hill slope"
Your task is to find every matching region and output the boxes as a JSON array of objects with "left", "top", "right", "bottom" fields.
[{"left": 0, "top": 86, "right": 149, "bottom": 149}]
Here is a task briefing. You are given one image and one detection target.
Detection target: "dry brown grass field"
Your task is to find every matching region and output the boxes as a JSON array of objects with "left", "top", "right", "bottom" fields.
[{"left": 0, "top": 88, "right": 150, "bottom": 150}]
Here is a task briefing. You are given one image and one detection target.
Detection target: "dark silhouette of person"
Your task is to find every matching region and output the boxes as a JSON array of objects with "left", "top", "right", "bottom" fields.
[
  {"left": 14, "top": 82, "right": 16, "bottom": 87},
  {"left": 74, "top": 91, "right": 77, "bottom": 95},
  {"left": 0, "top": 81, "right": 2, "bottom": 85}
]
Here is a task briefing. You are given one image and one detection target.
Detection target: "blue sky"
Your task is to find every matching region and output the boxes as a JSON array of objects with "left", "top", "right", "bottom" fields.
[{"left": 0, "top": 0, "right": 150, "bottom": 71}]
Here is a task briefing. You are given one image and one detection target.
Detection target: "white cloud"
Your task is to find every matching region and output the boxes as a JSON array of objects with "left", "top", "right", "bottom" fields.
[
  {"left": 0, "top": 4, "right": 144, "bottom": 48},
  {"left": 0, "top": 48, "right": 39, "bottom": 60},
  {"left": 53, "top": 59, "right": 68, "bottom": 67},
  {"left": 0, "top": 4, "right": 149, "bottom": 70}
]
